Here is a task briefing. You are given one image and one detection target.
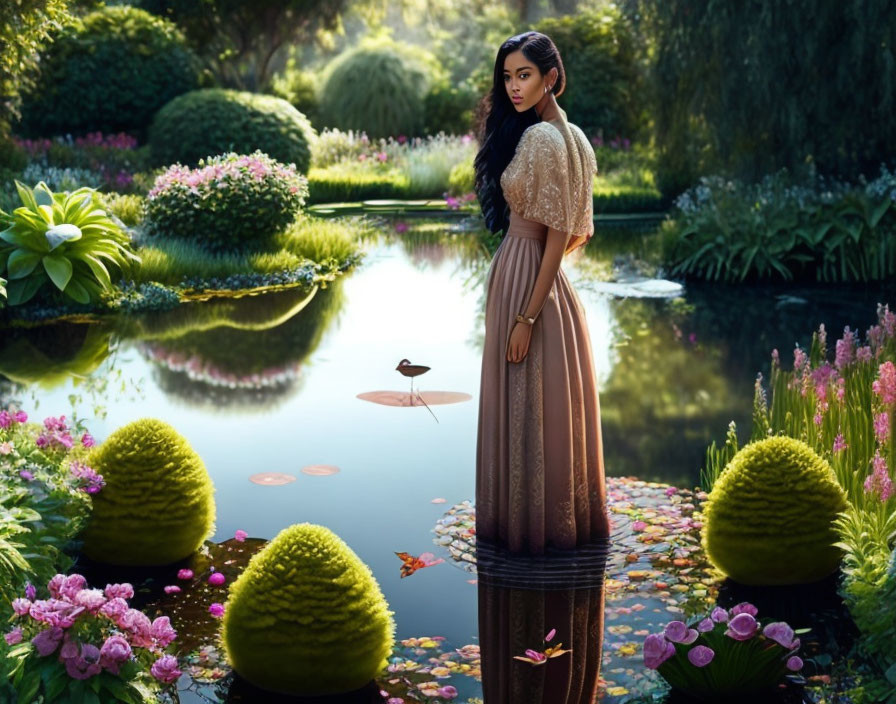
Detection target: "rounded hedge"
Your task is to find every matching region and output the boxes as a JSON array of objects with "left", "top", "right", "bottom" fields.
[
  {"left": 222, "top": 523, "right": 394, "bottom": 695},
  {"left": 144, "top": 150, "right": 308, "bottom": 252},
  {"left": 17, "top": 6, "right": 199, "bottom": 139},
  {"left": 319, "top": 45, "right": 427, "bottom": 139},
  {"left": 702, "top": 436, "right": 848, "bottom": 585},
  {"left": 80, "top": 418, "right": 215, "bottom": 566},
  {"left": 148, "top": 89, "right": 315, "bottom": 172}
]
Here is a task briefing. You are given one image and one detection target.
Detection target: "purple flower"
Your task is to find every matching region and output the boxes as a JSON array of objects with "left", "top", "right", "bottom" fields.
[
  {"left": 697, "top": 618, "right": 715, "bottom": 632},
  {"left": 177, "top": 569, "right": 193, "bottom": 580},
  {"left": 874, "top": 412, "right": 889, "bottom": 442},
  {"left": 0, "top": 411, "right": 10, "bottom": 428},
  {"left": 24, "top": 583, "right": 35, "bottom": 601},
  {"left": 59, "top": 574, "right": 87, "bottom": 601},
  {"left": 725, "top": 613, "right": 759, "bottom": 641},
  {"left": 32, "top": 626, "right": 64, "bottom": 656},
  {"left": 208, "top": 603, "right": 225, "bottom": 618},
  {"left": 729, "top": 602, "right": 758, "bottom": 617},
  {"left": 99, "top": 635, "right": 131, "bottom": 674},
  {"left": 64, "top": 643, "right": 102, "bottom": 680},
  {"left": 12, "top": 598, "right": 31, "bottom": 616},
  {"left": 13, "top": 411, "right": 27, "bottom": 423},
  {"left": 687, "top": 645, "right": 715, "bottom": 667},
  {"left": 437, "top": 685, "right": 458, "bottom": 698},
  {"left": 234, "top": 529, "right": 248, "bottom": 542},
  {"left": 74, "top": 588, "right": 107, "bottom": 613},
  {"left": 786, "top": 656, "right": 804, "bottom": 671},
  {"left": 762, "top": 622, "right": 797, "bottom": 649},
  {"left": 81, "top": 432, "right": 95, "bottom": 447},
  {"left": 150, "top": 616, "right": 177, "bottom": 648},
  {"left": 164, "top": 585, "right": 181, "bottom": 594},
  {"left": 643, "top": 633, "right": 676, "bottom": 669},
  {"left": 47, "top": 574, "right": 65, "bottom": 599},
  {"left": 711, "top": 606, "right": 729, "bottom": 623},
  {"left": 19, "top": 470, "right": 33, "bottom": 481},
  {"left": 873, "top": 361, "right": 896, "bottom": 405},
  {"left": 99, "top": 597, "right": 128, "bottom": 621},
  {"left": 208, "top": 572, "right": 225, "bottom": 586},
  {"left": 833, "top": 433, "right": 848, "bottom": 454}
]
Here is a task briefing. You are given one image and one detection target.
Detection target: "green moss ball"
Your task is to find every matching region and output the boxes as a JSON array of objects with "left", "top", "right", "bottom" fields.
[
  {"left": 80, "top": 418, "right": 215, "bottom": 565},
  {"left": 702, "top": 435, "right": 848, "bottom": 585},
  {"left": 222, "top": 523, "right": 395, "bottom": 695}
]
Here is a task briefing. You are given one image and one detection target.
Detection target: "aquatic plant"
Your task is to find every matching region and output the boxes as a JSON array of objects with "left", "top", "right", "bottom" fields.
[
  {"left": 145, "top": 150, "right": 308, "bottom": 253},
  {"left": 643, "top": 603, "right": 803, "bottom": 699},
  {"left": 80, "top": 418, "right": 215, "bottom": 566},
  {"left": 0, "top": 572, "right": 179, "bottom": 703},
  {"left": 148, "top": 89, "right": 314, "bottom": 172},
  {"left": 0, "top": 180, "right": 140, "bottom": 305},
  {"left": 702, "top": 435, "right": 848, "bottom": 585},
  {"left": 222, "top": 523, "right": 395, "bottom": 695}
]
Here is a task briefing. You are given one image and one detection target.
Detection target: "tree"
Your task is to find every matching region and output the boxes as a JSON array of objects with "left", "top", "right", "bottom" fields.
[{"left": 136, "top": 0, "right": 350, "bottom": 91}]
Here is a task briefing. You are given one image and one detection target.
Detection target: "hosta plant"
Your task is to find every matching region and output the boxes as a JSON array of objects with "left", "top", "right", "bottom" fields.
[
  {"left": 643, "top": 602, "right": 804, "bottom": 700},
  {"left": 1, "top": 573, "right": 180, "bottom": 704},
  {"left": 0, "top": 181, "right": 139, "bottom": 306}
]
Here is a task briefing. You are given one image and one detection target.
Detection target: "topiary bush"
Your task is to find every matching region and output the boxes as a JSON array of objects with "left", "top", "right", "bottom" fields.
[
  {"left": 702, "top": 435, "right": 848, "bottom": 585},
  {"left": 144, "top": 150, "right": 308, "bottom": 252},
  {"left": 16, "top": 5, "right": 199, "bottom": 140},
  {"left": 148, "top": 89, "right": 315, "bottom": 172},
  {"left": 222, "top": 523, "right": 395, "bottom": 695},
  {"left": 80, "top": 418, "right": 215, "bottom": 566},
  {"left": 319, "top": 44, "right": 428, "bottom": 139}
]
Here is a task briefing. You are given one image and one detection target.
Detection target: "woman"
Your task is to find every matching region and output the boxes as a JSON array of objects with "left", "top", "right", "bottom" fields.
[{"left": 474, "top": 31, "right": 609, "bottom": 554}]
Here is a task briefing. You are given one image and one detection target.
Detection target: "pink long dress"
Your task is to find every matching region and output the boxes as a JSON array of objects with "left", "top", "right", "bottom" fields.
[{"left": 475, "top": 108, "right": 609, "bottom": 554}]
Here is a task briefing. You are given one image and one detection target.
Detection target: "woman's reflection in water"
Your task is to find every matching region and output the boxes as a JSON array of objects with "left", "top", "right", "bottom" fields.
[{"left": 476, "top": 539, "right": 609, "bottom": 704}]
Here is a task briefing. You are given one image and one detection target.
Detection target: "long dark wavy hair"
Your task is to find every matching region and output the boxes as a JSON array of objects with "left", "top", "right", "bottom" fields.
[{"left": 473, "top": 31, "right": 566, "bottom": 235}]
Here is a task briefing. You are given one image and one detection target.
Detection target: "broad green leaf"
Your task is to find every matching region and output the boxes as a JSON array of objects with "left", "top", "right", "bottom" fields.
[
  {"left": 0, "top": 227, "right": 30, "bottom": 249},
  {"left": 42, "top": 254, "right": 73, "bottom": 291},
  {"left": 33, "top": 181, "right": 54, "bottom": 206},
  {"left": 7, "top": 273, "right": 47, "bottom": 305},
  {"left": 14, "top": 180, "right": 38, "bottom": 211},
  {"left": 64, "top": 278, "right": 91, "bottom": 304},
  {"left": 45, "top": 223, "right": 83, "bottom": 250},
  {"left": 83, "top": 254, "right": 112, "bottom": 288},
  {"left": 7, "top": 249, "right": 41, "bottom": 279}
]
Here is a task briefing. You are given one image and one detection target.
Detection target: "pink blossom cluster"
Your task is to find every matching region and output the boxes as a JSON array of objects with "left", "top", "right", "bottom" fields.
[
  {"left": 5, "top": 573, "right": 180, "bottom": 684},
  {"left": 68, "top": 460, "right": 105, "bottom": 494},
  {"left": 873, "top": 361, "right": 896, "bottom": 405},
  {"left": 147, "top": 151, "right": 301, "bottom": 200},
  {"left": 442, "top": 192, "right": 477, "bottom": 210},
  {"left": 73, "top": 132, "right": 138, "bottom": 150},
  {"left": 864, "top": 450, "right": 894, "bottom": 501},
  {"left": 33, "top": 415, "right": 95, "bottom": 453},
  {"left": 0, "top": 408, "right": 28, "bottom": 428},
  {"left": 643, "top": 603, "right": 802, "bottom": 673}
]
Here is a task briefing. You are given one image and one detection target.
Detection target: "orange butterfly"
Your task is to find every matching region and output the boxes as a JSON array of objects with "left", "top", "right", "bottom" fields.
[{"left": 395, "top": 551, "right": 444, "bottom": 578}]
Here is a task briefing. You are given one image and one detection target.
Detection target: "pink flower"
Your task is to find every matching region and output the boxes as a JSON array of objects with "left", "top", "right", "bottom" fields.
[
  {"left": 151, "top": 654, "right": 182, "bottom": 684},
  {"left": 119, "top": 609, "right": 154, "bottom": 648},
  {"left": 99, "top": 597, "right": 128, "bottom": 621},
  {"left": 873, "top": 362, "right": 896, "bottom": 404},
  {"left": 99, "top": 635, "right": 131, "bottom": 674},
  {"left": 208, "top": 572, "right": 225, "bottom": 586},
  {"left": 47, "top": 574, "right": 65, "bottom": 599},
  {"left": 874, "top": 412, "right": 889, "bottom": 442},
  {"left": 164, "top": 585, "right": 181, "bottom": 594},
  {"left": 208, "top": 603, "right": 225, "bottom": 618},
  {"left": 725, "top": 613, "right": 759, "bottom": 641},
  {"left": 151, "top": 616, "right": 177, "bottom": 648},
  {"left": 687, "top": 645, "right": 715, "bottom": 667},
  {"left": 437, "top": 686, "right": 458, "bottom": 698},
  {"left": 13, "top": 410, "right": 27, "bottom": 423},
  {"left": 63, "top": 642, "right": 102, "bottom": 680},
  {"left": 0, "top": 411, "right": 10, "bottom": 428},
  {"left": 59, "top": 574, "right": 86, "bottom": 601},
  {"left": 0, "top": 441, "right": 13, "bottom": 455},
  {"left": 643, "top": 633, "right": 675, "bottom": 669},
  {"left": 664, "top": 621, "right": 698, "bottom": 643},
  {"left": 177, "top": 569, "right": 193, "bottom": 580},
  {"left": 545, "top": 628, "right": 556, "bottom": 642},
  {"left": 234, "top": 529, "right": 248, "bottom": 542},
  {"left": 81, "top": 432, "right": 95, "bottom": 447},
  {"left": 73, "top": 588, "right": 107, "bottom": 613},
  {"left": 19, "top": 470, "right": 33, "bottom": 481},
  {"left": 835, "top": 327, "right": 855, "bottom": 369},
  {"left": 104, "top": 583, "right": 134, "bottom": 601},
  {"left": 524, "top": 648, "right": 545, "bottom": 662},
  {"left": 857, "top": 346, "right": 873, "bottom": 363},
  {"left": 710, "top": 607, "right": 728, "bottom": 623},
  {"left": 793, "top": 347, "right": 808, "bottom": 372},
  {"left": 632, "top": 520, "right": 648, "bottom": 532},
  {"left": 4, "top": 628, "right": 23, "bottom": 645},
  {"left": 696, "top": 618, "right": 714, "bottom": 632},
  {"left": 12, "top": 598, "right": 32, "bottom": 616},
  {"left": 729, "top": 602, "right": 758, "bottom": 617},
  {"left": 25, "top": 583, "right": 36, "bottom": 601},
  {"left": 833, "top": 433, "right": 848, "bottom": 454},
  {"left": 864, "top": 450, "right": 894, "bottom": 501}
]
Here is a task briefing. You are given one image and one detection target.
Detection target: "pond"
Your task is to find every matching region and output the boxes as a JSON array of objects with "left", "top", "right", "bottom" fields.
[{"left": 3, "top": 217, "right": 895, "bottom": 703}]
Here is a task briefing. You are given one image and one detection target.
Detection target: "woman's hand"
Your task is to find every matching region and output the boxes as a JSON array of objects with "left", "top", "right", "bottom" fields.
[{"left": 506, "top": 321, "right": 533, "bottom": 363}]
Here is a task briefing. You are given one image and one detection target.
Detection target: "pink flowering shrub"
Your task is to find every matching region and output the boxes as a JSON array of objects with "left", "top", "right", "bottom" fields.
[
  {"left": 145, "top": 150, "right": 309, "bottom": 253},
  {"left": 643, "top": 603, "right": 803, "bottom": 697},
  {"left": 1, "top": 572, "right": 180, "bottom": 702},
  {"left": 0, "top": 408, "right": 100, "bottom": 604}
]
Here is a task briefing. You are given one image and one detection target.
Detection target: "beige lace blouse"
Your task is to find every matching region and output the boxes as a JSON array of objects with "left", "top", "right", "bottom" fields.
[{"left": 500, "top": 109, "right": 597, "bottom": 239}]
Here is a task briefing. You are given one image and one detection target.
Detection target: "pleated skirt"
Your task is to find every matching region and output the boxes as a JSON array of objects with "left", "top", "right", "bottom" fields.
[{"left": 475, "top": 211, "right": 609, "bottom": 554}]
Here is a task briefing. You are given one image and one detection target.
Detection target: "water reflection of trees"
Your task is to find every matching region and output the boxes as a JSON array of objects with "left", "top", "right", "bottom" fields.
[
  {"left": 132, "top": 282, "right": 347, "bottom": 411},
  {"left": 0, "top": 322, "right": 116, "bottom": 389},
  {"left": 600, "top": 298, "right": 748, "bottom": 487}
]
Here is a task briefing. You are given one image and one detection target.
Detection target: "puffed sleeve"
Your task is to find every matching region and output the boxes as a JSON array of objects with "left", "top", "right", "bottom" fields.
[{"left": 506, "top": 124, "right": 593, "bottom": 240}]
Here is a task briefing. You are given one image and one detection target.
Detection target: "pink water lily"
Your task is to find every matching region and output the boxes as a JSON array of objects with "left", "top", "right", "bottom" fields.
[
  {"left": 710, "top": 606, "right": 728, "bottom": 623},
  {"left": 663, "top": 621, "right": 698, "bottom": 644},
  {"left": 729, "top": 602, "right": 758, "bottom": 617},
  {"left": 762, "top": 621, "right": 797, "bottom": 649}
]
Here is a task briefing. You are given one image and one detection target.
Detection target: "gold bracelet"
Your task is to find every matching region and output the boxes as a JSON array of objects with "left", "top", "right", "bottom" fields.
[{"left": 516, "top": 313, "right": 536, "bottom": 325}]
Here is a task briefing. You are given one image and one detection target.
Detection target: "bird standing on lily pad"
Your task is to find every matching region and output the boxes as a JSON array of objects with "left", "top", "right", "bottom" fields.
[{"left": 395, "top": 359, "right": 438, "bottom": 422}]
